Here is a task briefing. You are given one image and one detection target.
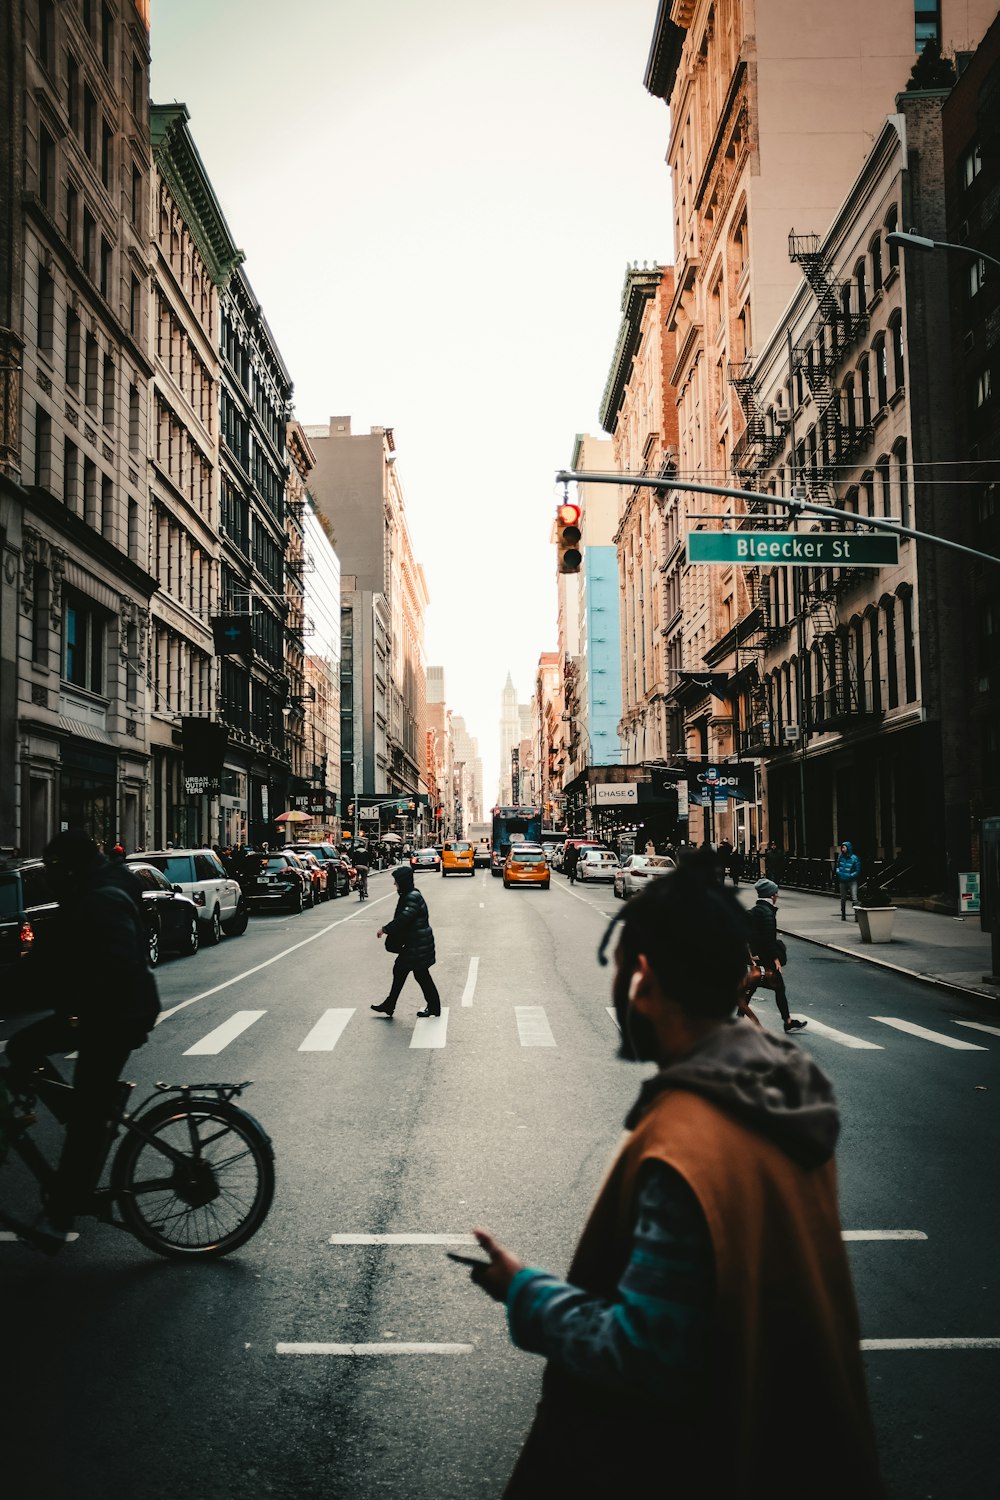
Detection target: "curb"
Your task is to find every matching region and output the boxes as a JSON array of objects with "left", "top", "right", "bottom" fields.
[{"left": 778, "top": 925, "right": 1000, "bottom": 1006}]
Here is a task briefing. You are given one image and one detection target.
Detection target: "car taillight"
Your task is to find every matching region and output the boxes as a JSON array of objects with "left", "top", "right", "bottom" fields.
[{"left": 19, "top": 919, "right": 34, "bottom": 951}]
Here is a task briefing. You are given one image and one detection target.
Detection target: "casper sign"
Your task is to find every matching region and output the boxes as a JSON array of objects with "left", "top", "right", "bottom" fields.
[{"left": 688, "top": 532, "right": 899, "bottom": 567}]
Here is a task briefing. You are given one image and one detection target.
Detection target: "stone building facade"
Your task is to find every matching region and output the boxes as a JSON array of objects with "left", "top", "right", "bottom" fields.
[
  {"left": 599, "top": 265, "right": 679, "bottom": 764},
  {"left": 2, "top": 0, "right": 157, "bottom": 855}
]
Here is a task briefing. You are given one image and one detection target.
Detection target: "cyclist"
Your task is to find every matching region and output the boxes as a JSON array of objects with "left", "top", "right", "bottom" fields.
[
  {"left": 5, "top": 830, "right": 160, "bottom": 1249},
  {"left": 353, "top": 843, "right": 370, "bottom": 900}
]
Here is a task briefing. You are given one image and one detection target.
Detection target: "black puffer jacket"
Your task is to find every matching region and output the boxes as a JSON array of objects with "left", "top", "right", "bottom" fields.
[
  {"left": 383, "top": 872, "right": 436, "bottom": 969},
  {"left": 747, "top": 898, "right": 779, "bottom": 965}
]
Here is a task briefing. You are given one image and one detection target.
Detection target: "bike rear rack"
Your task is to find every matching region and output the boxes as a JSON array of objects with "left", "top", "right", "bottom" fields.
[{"left": 151, "top": 1080, "right": 253, "bottom": 1102}]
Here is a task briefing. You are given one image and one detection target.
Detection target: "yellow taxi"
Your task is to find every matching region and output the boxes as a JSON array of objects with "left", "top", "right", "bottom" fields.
[
  {"left": 441, "top": 839, "right": 476, "bottom": 877},
  {"left": 503, "top": 844, "right": 550, "bottom": 890}
]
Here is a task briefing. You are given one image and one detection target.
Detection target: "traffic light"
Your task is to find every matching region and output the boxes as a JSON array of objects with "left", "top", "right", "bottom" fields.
[{"left": 556, "top": 501, "right": 582, "bottom": 574}]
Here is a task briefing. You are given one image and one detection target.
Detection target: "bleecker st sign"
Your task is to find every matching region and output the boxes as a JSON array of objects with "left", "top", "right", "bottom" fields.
[{"left": 688, "top": 531, "right": 899, "bottom": 567}]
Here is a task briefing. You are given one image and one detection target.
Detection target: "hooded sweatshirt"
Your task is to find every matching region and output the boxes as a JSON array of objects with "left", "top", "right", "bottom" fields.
[
  {"left": 836, "top": 841, "right": 862, "bottom": 881},
  {"left": 502, "top": 1023, "right": 882, "bottom": 1498}
]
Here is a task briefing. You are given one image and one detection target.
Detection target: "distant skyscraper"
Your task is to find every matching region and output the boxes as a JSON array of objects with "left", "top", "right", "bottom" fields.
[{"left": 498, "top": 672, "right": 521, "bottom": 804}]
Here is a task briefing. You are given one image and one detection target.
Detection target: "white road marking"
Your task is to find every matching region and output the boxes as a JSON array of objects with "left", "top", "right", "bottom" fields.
[
  {"left": 798, "top": 1018, "right": 884, "bottom": 1049},
  {"left": 0, "top": 1231, "right": 79, "bottom": 1243},
  {"left": 298, "top": 1009, "right": 354, "bottom": 1052},
  {"left": 156, "top": 892, "right": 394, "bottom": 1022},
  {"left": 183, "top": 1009, "right": 266, "bottom": 1055},
  {"left": 842, "top": 1230, "right": 928, "bottom": 1241},
  {"left": 516, "top": 1006, "right": 556, "bottom": 1047},
  {"left": 861, "top": 1337, "right": 1000, "bottom": 1350},
  {"left": 328, "top": 1233, "right": 477, "bottom": 1245},
  {"left": 871, "top": 1017, "right": 988, "bottom": 1050},
  {"left": 462, "top": 957, "right": 479, "bottom": 1007},
  {"left": 410, "top": 1008, "right": 449, "bottom": 1048},
  {"left": 277, "top": 1342, "right": 473, "bottom": 1356},
  {"left": 607, "top": 1007, "right": 620, "bottom": 1030},
  {"left": 954, "top": 1020, "right": 1000, "bottom": 1038}
]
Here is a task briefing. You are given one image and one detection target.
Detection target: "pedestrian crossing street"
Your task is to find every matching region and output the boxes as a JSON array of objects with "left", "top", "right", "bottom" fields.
[{"left": 162, "top": 1005, "right": 1000, "bottom": 1057}]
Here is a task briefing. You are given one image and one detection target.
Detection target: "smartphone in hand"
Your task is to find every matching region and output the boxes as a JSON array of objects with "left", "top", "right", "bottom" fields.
[{"left": 446, "top": 1250, "right": 490, "bottom": 1267}]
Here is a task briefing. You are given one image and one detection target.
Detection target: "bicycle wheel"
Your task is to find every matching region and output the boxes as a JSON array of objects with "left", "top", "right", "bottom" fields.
[{"left": 111, "top": 1097, "right": 274, "bottom": 1258}]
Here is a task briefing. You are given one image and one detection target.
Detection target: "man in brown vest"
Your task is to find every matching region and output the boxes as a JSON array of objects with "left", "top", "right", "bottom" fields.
[{"left": 467, "top": 853, "right": 884, "bottom": 1498}]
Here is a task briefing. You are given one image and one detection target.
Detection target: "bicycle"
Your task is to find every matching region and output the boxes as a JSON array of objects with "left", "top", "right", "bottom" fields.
[
  {"left": 357, "top": 866, "right": 369, "bottom": 901},
  {"left": 0, "top": 1066, "right": 274, "bottom": 1259}
]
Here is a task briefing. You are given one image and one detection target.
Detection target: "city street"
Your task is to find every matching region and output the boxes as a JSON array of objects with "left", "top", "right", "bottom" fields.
[{"left": 3, "top": 868, "right": 1000, "bottom": 1500}]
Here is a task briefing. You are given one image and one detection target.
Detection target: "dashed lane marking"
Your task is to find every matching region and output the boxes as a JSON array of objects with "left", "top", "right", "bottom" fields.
[
  {"left": 794, "top": 1018, "right": 883, "bottom": 1049},
  {"left": 954, "top": 1020, "right": 1000, "bottom": 1038},
  {"left": 277, "top": 1343, "right": 473, "bottom": 1356},
  {"left": 410, "top": 1008, "right": 449, "bottom": 1049},
  {"left": 842, "top": 1230, "right": 927, "bottom": 1240},
  {"left": 861, "top": 1337, "right": 1000, "bottom": 1351},
  {"left": 328, "top": 1233, "right": 477, "bottom": 1245},
  {"left": 183, "top": 1009, "right": 266, "bottom": 1055},
  {"left": 298, "top": 1009, "right": 354, "bottom": 1051},
  {"left": 871, "top": 1017, "right": 988, "bottom": 1050},
  {"left": 461, "top": 957, "right": 479, "bottom": 1007},
  {"left": 516, "top": 1006, "right": 556, "bottom": 1047}
]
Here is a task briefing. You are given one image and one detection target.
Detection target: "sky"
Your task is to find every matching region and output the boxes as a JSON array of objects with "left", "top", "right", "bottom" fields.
[{"left": 149, "top": 0, "right": 673, "bottom": 799}]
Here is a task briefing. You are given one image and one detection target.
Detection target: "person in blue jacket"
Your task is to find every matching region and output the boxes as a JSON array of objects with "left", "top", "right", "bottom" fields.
[{"left": 834, "top": 841, "right": 861, "bottom": 921}]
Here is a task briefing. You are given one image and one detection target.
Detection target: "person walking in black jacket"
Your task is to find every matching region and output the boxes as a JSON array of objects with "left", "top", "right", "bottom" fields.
[
  {"left": 744, "top": 879, "right": 807, "bottom": 1034},
  {"left": 372, "top": 865, "right": 441, "bottom": 1018}
]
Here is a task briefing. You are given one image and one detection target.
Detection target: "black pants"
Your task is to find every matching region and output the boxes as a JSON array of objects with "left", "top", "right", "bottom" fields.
[
  {"left": 384, "top": 957, "right": 440, "bottom": 1016},
  {"left": 7, "top": 1014, "right": 131, "bottom": 1229},
  {"left": 746, "top": 967, "right": 791, "bottom": 1024}
]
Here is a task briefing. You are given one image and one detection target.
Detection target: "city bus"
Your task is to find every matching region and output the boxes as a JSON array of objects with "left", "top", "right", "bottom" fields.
[{"left": 490, "top": 805, "right": 543, "bottom": 877}]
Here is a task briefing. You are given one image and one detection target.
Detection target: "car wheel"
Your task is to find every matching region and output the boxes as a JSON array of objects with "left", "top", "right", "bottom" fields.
[
  {"left": 183, "top": 914, "right": 200, "bottom": 956},
  {"left": 206, "top": 906, "right": 223, "bottom": 945},
  {"left": 292, "top": 888, "right": 303, "bottom": 914},
  {"left": 503, "top": 879, "right": 511, "bottom": 889},
  {"left": 223, "top": 901, "right": 249, "bottom": 937},
  {"left": 147, "top": 917, "right": 161, "bottom": 967}
]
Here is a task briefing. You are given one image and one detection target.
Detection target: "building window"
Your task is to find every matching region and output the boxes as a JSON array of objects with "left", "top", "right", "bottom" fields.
[
  {"left": 131, "top": 55, "right": 143, "bottom": 118},
  {"left": 885, "top": 598, "right": 899, "bottom": 709},
  {"left": 129, "top": 272, "right": 141, "bottom": 336},
  {"left": 99, "top": 236, "right": 111, "bottom": 299},
  {"left": 914, "top": 1, "right": 940, "bottom": 51},
  {"left": 63, "top": 593, "right": 106, "bottom": 694},
  {"left": 976, "top": 368, "right": 992, "bottom": 406},
  {"left": 854, "top": 258, "right": 867, "bottom": 314},
  {"left": 82, "top": 207, "right": 95, "bottom": 278},
  {"left": 38, "top": 0, "right": 55, "bottom": 71},
  {"left": 893, "top": 440, "right": 910, "bottom": 530},
  {"left": 962, "top": 142, "right": 982, "bottom": 188},
  {"left": 873, "top": 334, "right": 888, "bottom": 409},
  {"left": 65, "top": 308, "right": 81, "bottom": 389},
  {"left": 869, "top": 235, "right": 883, "bottom": 297},
  {"left": 65, "top": 179, "right": 78, "bottom": 249},
  {"left": 131, "top": 163, "right": 141, "bottom": 226},
  {"left": 128, "top": 382, "right": 140, "bottom": 450},
  {"left": 889, "top": 314, "right": 905, "bottom": 391},
  {"left": 101, "top": 473, "right": 113, "bottom": 541},
  {"left": 64, "top": 437, "right": 79, "bottom": 512},
  {"left": 34, "top": 404, "right": 52, "bottom": 489},
  {"left": 886, "top": 207, "right": 899, "bottom": 269},
  {"left": 84, "top": 332, "right": 99, "bottom": 407},
  {"left": 83, "top": 85, "right": 96, "bottom": 161},
  {"left": 102, "top": 352, "right": 115, "bottom": 425},
  {"left": 859, "top": 356, "right": 872, "bottom": 425},
  {"left": 83, "top": 456, "right": 97, "bottom": 527},
  {"left": 38, "top": 124, "right": 55, "bottom": 211},
  {"left": 101, "top": 2, "right": 113, "bottom": 71},
  {"left": 968, "top": 257, "right": 987, "bottom": 300},
  {"left": 32, "top": 562, "right": 50, "bottom": 665},
  {"left": 36, "top": 263, "right": 55, "bottom": 351},
  {"left": 67, "top": 52, "right": 79, "bottom": 130},
  {"left": 101, "top": 116, "right": 113, "bottom": 189},
  {"left": 901, "top": 590, "right": 917, "bottom": 701}
]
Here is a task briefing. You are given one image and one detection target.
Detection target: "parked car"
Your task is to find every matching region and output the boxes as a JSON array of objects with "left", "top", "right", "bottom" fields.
[
  {"left": 126, "top": 848, "right": 246, "bottom": 944},
  {"left": 285, "top": 842, "right": 351, "bottom": 898},
  {"left": 503, "top": 845, "right": 550, "bottom": 890},
  {"left": 410, "top": 847, "right": 441, "bottom": 872},
  {"left": 244, "top": 852, "right": 308, "bottom": 914},
  {"left": 613, "top": 853, "right": 677, "bottom": 900},
  {"left": 576, "top": 849, "right": 621, "bottom": 883},
  {"left": 283, "top": 849, "right": 318, "bottom": 907},
  {"left": 441, "top": 840, "right": 475, "bottom": 877},
  {"left": 128, "top": 860, "right": 202, "bottom": 964},
  {"left": 288, "top": 848, "right": 329, "bottom": 903},
  {"left": 0, "top": 858, "right": 60, "bottom": 970}
]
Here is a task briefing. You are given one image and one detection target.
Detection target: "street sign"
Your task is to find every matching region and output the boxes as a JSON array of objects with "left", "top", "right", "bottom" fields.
[{"left": 688, "top": 531, "right": 899, "bottom": 566}]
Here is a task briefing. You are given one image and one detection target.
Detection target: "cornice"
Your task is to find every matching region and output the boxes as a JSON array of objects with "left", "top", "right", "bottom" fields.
[
  {"left": 24, "top": 485, "right": 159, "bottom": 599},
  {"left": 643, "top": 1, "right": 688, "bottom": 101},
  {"left": 599, "top": 266, "right": 664, "bottom": 433},
  {"left": 150, "top": 104, "right": 244, "bottom": 289}
]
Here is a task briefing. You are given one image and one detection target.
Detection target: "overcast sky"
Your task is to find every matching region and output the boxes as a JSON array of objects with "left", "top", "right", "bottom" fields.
[{"left": 149, "top": 0, "right": 673, "bottom": 799}]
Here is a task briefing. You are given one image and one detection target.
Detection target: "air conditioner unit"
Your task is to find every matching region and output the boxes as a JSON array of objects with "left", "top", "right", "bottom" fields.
[{"left": 783, "top": 724, "right": 801, "bottom": 743}]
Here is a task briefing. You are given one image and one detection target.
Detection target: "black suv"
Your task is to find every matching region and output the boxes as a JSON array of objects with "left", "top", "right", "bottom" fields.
[
  {"left": 0, "top": 859, "right": 60, "bottom": 973},
  {"left": 244, "top": 852, "right": 308, "bottom": 914}
]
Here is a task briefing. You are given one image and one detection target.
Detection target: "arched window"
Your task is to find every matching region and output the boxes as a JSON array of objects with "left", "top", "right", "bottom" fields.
[
  {"left": 893, "top": 439, "right": 910, "bottom": 529},
  {"left": 859, "top": 355, "right": 872, "bottom": 425},
  {"left": 889, "top": 313, "right": 905, "bottom": 391},
  {"left": 886, "top": 206, "right": 899, "bottom": 269},
  {"left": 870, "top": 234, "right": 883, "bottom": 296},
  {"left": 899, "top": 585, "right": 917, "bottom": 701},
  {"left": 883, "top": 595, "right": 899, "bottom": 708},
  {"left": 867, "top": 610, "right": 882, "bottom": 714},
  {"left": 854, "top": 258, "right": 867, "bottom": 314},
  {"left": 876, "top": 455, "right": 892, "bottom": 516},
  {"left": 860, "top": 470, "right": 874, "bottom": 517},
  {"left": 843, "top": 485, "right": 859, "bottom": 515},
  {"left": 873, "top": 333, "right": 888, "bottom": 409},
  {"left": 843, "top": 373, "right": 857, "bottom": 440}
]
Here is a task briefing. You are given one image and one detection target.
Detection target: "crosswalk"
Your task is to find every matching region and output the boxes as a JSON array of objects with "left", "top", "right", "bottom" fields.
[{"left": 159, "top": 1004, "right": 1000, "bottom": 1059}]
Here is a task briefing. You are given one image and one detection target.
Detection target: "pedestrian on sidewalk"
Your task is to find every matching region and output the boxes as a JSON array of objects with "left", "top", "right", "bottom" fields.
[
  {"left": 745, "top": 879, "right": 806, "bottom": 1033},
  {"left": 464, "top": 855, "right": 882, "bottom": 1498},
  {"left": 729, "top": 843, "right": 746, "bottom": 887},
  {"left": 372, "top": 865, "right": 440, "bottom": 1019},
  {"left": 834, "top": 841, "right": 862, "bottom": 921}
]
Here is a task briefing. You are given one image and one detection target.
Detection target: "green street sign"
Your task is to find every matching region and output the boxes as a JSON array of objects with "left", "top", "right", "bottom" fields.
[{"left": 687, "top": 531, "right": 899, "bottom": 567}]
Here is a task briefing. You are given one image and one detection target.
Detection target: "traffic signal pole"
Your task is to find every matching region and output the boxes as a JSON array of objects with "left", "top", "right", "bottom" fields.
[{"left": 555, "top": 471, "right": 1000, "bottom": 569}]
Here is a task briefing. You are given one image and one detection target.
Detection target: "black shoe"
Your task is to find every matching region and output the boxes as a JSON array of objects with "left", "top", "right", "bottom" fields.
[
  {"left": 415, "top": 1009, "right": 440, "bottom": 1019},
  {"left": 370, "top": 1001, "right": 394, "bottom": 1017},
  {"left": 784, "top": 1018, "right": 808, "bottom": 1032}
]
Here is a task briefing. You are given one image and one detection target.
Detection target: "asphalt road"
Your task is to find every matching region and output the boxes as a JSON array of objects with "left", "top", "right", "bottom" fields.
[{"left": 2, "top": 867, "right": 999, "bottom": 1499}]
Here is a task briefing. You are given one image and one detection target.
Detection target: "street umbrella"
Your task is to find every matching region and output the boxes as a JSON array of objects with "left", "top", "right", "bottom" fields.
[
  {"left": 381, "top": 833, "right": 402, "bottom": 844},
  {"left": 275, "top": 810, "right": 312, "bottom": 823}
]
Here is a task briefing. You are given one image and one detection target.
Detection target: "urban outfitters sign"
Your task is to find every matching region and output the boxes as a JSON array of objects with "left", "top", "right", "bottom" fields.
[{"left": 688, "top": 532, "right": 899, "bottom": 566}]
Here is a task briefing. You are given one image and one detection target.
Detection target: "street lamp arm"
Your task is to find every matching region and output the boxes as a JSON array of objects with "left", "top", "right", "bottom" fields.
[
  {"left": 886, "top": 230, "right": 1000, "bottom": 275},
  {"left": 554, "top": 471, "right": 1000, "bottom": 569}
]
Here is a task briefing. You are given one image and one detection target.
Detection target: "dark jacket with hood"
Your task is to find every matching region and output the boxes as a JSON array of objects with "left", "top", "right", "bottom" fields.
[
  {"left": 502, "top": 1024, "right": 883, "bottom": 1498},
  {"left": 746, "top": 894, "right": 780, "bottom": 964},
  {"left": 382, "top": 866, "right": 436, "bottom": 969},
  {"left": 835, "top": 842, "right": 862, "bottom": 881}
]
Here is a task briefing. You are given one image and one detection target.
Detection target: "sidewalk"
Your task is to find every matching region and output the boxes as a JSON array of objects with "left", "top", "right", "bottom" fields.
[{"left": 748, "top": 886, "right": 1000, "bottom": 1003}]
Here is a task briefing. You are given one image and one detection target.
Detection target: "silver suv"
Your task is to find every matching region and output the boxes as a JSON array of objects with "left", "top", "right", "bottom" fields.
[{"left": 126, "top": 849, "right": 246, "bottom": 945}]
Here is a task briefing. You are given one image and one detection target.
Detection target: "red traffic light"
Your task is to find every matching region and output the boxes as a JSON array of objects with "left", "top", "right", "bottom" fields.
[
  {"left": 556, "top": 500, "right": 583, "bottom": 574},
  {"left": 557, "top": 501, "right": 581, "bottom": 528}
]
